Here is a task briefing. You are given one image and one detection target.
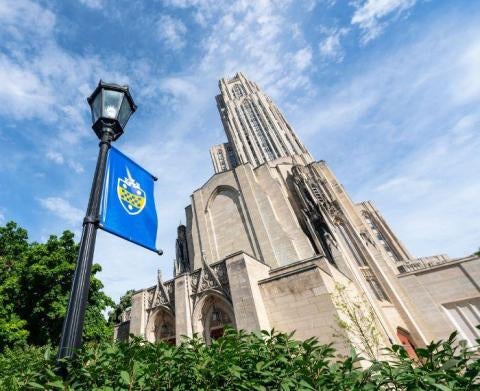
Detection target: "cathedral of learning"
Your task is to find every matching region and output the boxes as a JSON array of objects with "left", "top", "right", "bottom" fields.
[{"left": 114, "top": 72, "right": 480, "bottom": 355}]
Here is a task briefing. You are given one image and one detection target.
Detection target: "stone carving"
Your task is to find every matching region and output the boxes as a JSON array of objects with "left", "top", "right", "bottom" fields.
[
  {"left": 291, "top": 165, "right": 342, "bottom": 264},
  {"left": 146, "top": 288, "right": 155, "bottom": 308},
  {"left": 190, "top": 254, "right": 231, "bottom": 307},
  {"left": 147, "top": 269, "right": 174, "bottom": 312},
  {"left": 190, "top": 270, "right": 201, "bottom": 294},
  {"left": 360, "top": 229, "right": 376, "bottom": 248},
  {"left": 175, "top": 224, "right": 191, "bottom": 275}
]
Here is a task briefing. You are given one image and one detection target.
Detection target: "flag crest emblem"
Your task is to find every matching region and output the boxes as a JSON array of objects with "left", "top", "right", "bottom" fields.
[
  {"left": 101, "top": 146, "right": 158, "bottom": 252},
  {"left": 117, "top": 168, "right": 146, "bottom": 215}
]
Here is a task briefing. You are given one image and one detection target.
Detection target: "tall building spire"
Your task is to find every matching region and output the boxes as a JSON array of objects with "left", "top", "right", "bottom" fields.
[{"left": 210, "top": 72, "right": 313, "bottom": 173}]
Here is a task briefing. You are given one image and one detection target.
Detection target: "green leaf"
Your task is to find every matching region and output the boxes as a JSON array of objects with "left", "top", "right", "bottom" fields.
[
  {"left": 434, "top": 385, "right": 452, "bottom": 391},
  {"left": 120, "top": 370, "right": 131, "bottom": 384},
  {"left": 298, "top": 379, "right": 314, "bottom": 390},
  {"left": 441, "top": 359, "right": 459, "bottom": 370},
  {"left": 47, "top": 380, "right": 65, "bottom": 389},
  {"left": 27, "top": 382, "right": 45, "bottom": 389}
]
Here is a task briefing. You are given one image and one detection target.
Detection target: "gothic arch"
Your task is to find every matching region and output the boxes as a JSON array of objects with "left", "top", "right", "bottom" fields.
[
  {"left": 145, "top": 306, "right": 176, "bottom": 345},
  {"left": 205, "top": 185, "right": 254, "bottom": 260},
  {"left": 204, "top": 185, "right": 240, "bottom": 213},
  {"left": 192, "top": 291, "right": 236, "bottom": 344}
]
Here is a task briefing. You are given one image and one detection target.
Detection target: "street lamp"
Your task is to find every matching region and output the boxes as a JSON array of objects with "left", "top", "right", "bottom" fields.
[
  {"left": 57, "top": 81, "right": 136, "bottom": 367},
  {"left": 87, "top": 80, "right": 137, "bottom": 140}
]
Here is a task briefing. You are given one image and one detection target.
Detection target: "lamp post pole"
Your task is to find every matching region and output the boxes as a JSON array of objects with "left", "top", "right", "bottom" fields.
[
  {"left": 57, "top": 128, "right": 113, "bottom": 363},
  {"left": 56, "top": 81, "right": 136, "bottom": 373}
]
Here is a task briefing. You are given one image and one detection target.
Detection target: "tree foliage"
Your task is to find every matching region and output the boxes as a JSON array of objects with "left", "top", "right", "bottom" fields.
[
  {"left": 0, "top": 221, "right": 114, "bottom": 350},
  {"left": 332, "top": 282, "right": 383, "bottom": 361},
  {"left": 0, "top": 328, "right": 479, "bottom": 390},
  {"left": 108, "top": 289, "right": 135, "bottom": 325}
]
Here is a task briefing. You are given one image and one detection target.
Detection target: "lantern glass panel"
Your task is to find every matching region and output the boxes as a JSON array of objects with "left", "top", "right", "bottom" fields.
[
  {"left": 102, "top": 89, "right": 124, "bottom": 119},
  {"left": 91, "top": 91, "right": 102, "bottom": 123},
  {"left": 117, "top": 95, "right": 133, "bottom": 128}
]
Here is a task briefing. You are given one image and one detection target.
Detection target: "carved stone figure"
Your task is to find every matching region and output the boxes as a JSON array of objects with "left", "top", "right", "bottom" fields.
[
  {"left": 291, "top": 165, "right": 339, "bottom": 264},
  {"left": 175, "top": 224, "right": 190, "bottom": 274}
]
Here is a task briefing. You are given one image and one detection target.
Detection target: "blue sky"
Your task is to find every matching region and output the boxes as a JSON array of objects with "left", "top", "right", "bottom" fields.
[{"left": 1, "top": 0, "right": 479, "bottom": 303}]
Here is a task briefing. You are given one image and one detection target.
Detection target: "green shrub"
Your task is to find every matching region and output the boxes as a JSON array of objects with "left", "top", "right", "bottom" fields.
[{"left": 0, "top": 328, "right": 478, "bottom": 390}]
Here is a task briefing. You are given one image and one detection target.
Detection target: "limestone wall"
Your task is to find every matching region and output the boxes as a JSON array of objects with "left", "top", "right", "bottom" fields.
[{"left": 397, "top": 256, "right": 480, "bottom": 343}]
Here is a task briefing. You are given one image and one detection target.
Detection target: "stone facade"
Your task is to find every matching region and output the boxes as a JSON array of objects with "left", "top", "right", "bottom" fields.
[{"left": 115, "top": 73, "right": 480, "bottom": 355}]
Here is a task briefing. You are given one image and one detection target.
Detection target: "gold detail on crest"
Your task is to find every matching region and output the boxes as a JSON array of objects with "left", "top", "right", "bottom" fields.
[{"left": 118, "top": 186, "right": 145, "bottom": 209}]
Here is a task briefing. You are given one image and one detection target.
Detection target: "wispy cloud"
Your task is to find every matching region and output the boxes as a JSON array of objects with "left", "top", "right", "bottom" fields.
[
  {"left": 79, "top": 0, "right": 105, "bottom": 9},
  {"left": 293, "top": 47, "right": 313, "bottom": 71},
  {"left": 296, "top": 16, "right": 480, "bottom": 257},
  {"left": 368, "top": 112, "right": 480, "bottom": 257},
  {"left": 38, "top": 197, "right": 83, "bottom": 226},
  {"left": 319, "top": 27, "right": 349, "bottom": 62},
  {"left": 157, "top": 15, "right": 188, "bottom": 50},
  {"left": 351, "top": 0, "right": 417, "bottom": 43},
  {"left": 46, "top": 151, "right": 64, "bottom": 164},
  {"left": 195, "top": 1, "right": 314, "bottom": 100}
]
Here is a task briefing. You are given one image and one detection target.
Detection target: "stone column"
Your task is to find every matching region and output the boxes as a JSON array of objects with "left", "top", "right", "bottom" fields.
[
  {"left": 226, "top": 253, "right": 271, "bottom": 332},
  {"left": 129, "top": 290, "right": 146, "bottom": 338},
  {"left": 174, "top": 273, "right": 193, "bottom": 343}
]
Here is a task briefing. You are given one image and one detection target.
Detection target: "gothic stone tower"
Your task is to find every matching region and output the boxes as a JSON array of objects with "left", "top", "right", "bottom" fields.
[{"left": 116, "top": 73, "right": 480, "bottom": 354}]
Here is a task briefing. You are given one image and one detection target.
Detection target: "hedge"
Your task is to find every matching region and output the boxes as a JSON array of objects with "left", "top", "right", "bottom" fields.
[{"left": 0, "top": 328, "right": 479, "bottom": 390}]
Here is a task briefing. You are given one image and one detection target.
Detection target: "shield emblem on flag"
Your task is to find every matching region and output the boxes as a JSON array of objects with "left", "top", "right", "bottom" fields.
[{"left": 117, "top": 172, "right": 146, "bottom": 215}]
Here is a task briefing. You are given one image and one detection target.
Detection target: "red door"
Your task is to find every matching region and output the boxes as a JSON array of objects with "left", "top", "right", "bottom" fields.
[
  {"left": 397, "top": 328, "right": 418, "bottom": 360},
  {"left": 210, "top": 327, "right": 224, "bottom": 340}
]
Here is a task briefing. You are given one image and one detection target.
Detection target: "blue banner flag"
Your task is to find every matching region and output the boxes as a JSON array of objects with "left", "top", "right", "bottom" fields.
[{"left": 100, "top": 146, "right": 159, "bottom": 253}]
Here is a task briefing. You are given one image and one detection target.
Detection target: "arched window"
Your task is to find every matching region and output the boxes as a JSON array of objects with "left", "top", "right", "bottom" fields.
[
  {"left": 195, "top": 295, "right": 235, "bottom": 344},
  {"left": 232, "top": 84, "right": 246, "bottom": 99},
  {"left": 208, "top": 304, "right": 233, "bottom": 340},
  {"left": 148, "top": 308, "right": 176, "bottom": 345}
]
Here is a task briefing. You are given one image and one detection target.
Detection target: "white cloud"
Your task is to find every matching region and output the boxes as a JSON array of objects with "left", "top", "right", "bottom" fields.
[
  {"left": 0, "top": 0, "right": 55, "bottom": 43},
  {"left": 293, "top": 47, "right": 313, "bottom": 71},
  {"left": 157, "top": 15, "right": 188, "bottom": 50},
  {"left": 46, "top": 151, "right": 84, "bottom": 173},
  {"left": 368, "top": 114, "right": 480, "bottom": 257},
  {"left": 79, "top": 0, "right": 105, "bottom": 9},
  {"left": 196, "top": 0, "right": 313, "bottom": 101},
  {"left": 351, "top": 0, "right": 417, "bottom": 43},
  {"left": 46, "top": 151, "right": 64, "bottom": 164},
  {"left": 319, "top": 27, "right": 349, "bottom": 62},
  {"left": 39, "top": 197, "right": 83, "bottom": 225},
  {"left": 0, "top": 54, "right": 56, "bottom": 121},
  {"left": 295, "top": 18, "right": 480, "bottom": 258},
  {"left": 68, "top": 161, "right": 85, "bottom": 174},
  {"left": 450, "top": 41, "right": 480, "bottom": 104}
]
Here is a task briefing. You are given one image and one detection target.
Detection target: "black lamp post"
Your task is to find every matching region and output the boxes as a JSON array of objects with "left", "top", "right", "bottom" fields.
[{"left": 57, "top": 81, "right": 136, "bottom": 366}]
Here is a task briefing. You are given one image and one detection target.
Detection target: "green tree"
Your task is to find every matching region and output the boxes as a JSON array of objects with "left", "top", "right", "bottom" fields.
[
  {"left": 0, "top": 222, "right": 30, "bottom": 348},
  {"left": 0, "top": 221, "right": 114, "bottom": 350},
  {"left": 108, "top": 289, "right": 135, "bottom": 325}
]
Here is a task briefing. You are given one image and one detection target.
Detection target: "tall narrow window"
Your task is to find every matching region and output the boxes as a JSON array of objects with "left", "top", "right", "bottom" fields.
[
  {"left": 367, "top": 278, "right": 390, "bottom": 302},
  {"left": 242, "top": 101, "right": 275, "bottom": 160},
  {"left": 363, "top": 213, "right": 399, "bottom": 262},
  {"left": 217, "top": 150, "right": 227, "bottom": 171},
  {"left": 226, "top": 145, "right": 237, "bottom": 167},
  {"left": 232, "top": 84, "right": 246, "bottom": 99}
]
